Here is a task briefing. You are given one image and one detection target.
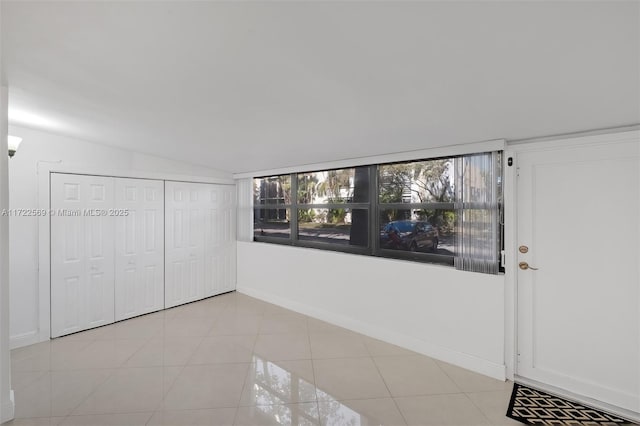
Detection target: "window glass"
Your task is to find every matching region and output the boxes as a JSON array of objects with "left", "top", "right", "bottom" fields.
[
  {"left": 379, "top": 158, "right": 454, "bottom": 203},
  {"left": 253, "top": 208, "right": 291, "bottom": 239},
  {"left": 254, "top": 175, "right": 291, "bottom": 205},
  {"left": 297, "top": 167, "right": 369, "bottom": 204},
  {"left": 379, "top": 209, "right": 456, "bottom": 255},
  {"left": 298, "top": 208, "right": 368, "bottom": 246}
]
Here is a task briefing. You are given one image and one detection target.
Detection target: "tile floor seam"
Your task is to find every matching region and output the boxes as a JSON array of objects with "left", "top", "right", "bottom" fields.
[
  {"left": 370, "top": 355, "right": 410, "bottom": 426},
  {"left": 118, "top": 335, "right": 157, "bottom": 368},
  {"left": 460, "top": 391, "right": 496, "bottom": 425},
  {"left": 151, "top": 361, "right": 190, "bottom": 414},
  {"left": 182, "top": 331, "right": 210, "bottom": 366},
  {"left": 307, "top": 322, "right": 322, "bottom": 417},
  {"left": 231, "top": 404, "right": 241, "bottom": 426},
  {"left": 235, "top": 355, "right": 255, "bottom": 414},
  {"left": 144, "top": 410, "right": 153, "bottom": 426},
  {"left": 68, "top": 403, "right": 156, "bottom": 418},
  {"left": 362, "top": 335, "right": 375, "bottom": 358},
  {"left": 431, "top": 358, "right": 465, "bottom": 394},
  {"left": 464, "top": 389, "right": 518, "bottom": 426},
  {"left": 312, "top": 400, "right": 321, "bottom": 426},
  {"left": 314, "top": 354, "right": 379, "bottom": 361},
  {"left": 55, "top": 368, "right": 117, "bottom": 419},
  {"left": 61, "top": 409, "right": 155, "bottom": 425}
]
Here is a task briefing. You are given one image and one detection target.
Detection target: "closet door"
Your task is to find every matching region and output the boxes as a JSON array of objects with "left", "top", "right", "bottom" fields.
[
  {"left": 51, "top": 173, "right": 115, "bottom": 338},
  {"left": 204, "top": 184, "right": 236, "bottom": 297},
  {"left": 114, "top": 178, "right": 164, "bottom": 321},
  {"left": 165, "top": 181, "right": 206, "bottom": 308}
]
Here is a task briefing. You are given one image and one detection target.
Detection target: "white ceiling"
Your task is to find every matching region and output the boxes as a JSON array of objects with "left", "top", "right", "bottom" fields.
[{"left": 2, "top": 1, "right": 639, "bottom": 174}]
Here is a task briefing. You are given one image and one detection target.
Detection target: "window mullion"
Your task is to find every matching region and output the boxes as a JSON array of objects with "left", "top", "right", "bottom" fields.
[
  {"left": 378, "top": 202, "right": 455, "bottom": 210},
  {"left": 370, "top": 165, "right": 378, "bottom": 254},
  {"left": 297, "top": 203, "right": 369, "bottom": 210},
  {"left": 290, "top": 173, "right": 298, "bottom": 244}
]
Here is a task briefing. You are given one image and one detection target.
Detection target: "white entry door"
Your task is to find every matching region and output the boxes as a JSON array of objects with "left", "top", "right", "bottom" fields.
[
  {"left": 204, "top": 184, "right": 236, "bottom": 297},
  {"left": 165, "top": 181, "right": 206, "bottom": 308},
  {"left": 51, "top": 173, "right": 115, "bottom": 338},
  {"left": 516, "top": 134, "right": 639, "bottom": 413},
  {"left": 114, "top": 178, "right": 165, "bottom": 321}
]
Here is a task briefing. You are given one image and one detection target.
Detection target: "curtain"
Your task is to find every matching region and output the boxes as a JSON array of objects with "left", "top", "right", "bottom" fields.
[{"left": 454, "top": 152, "right": 502, "bottom": 274}]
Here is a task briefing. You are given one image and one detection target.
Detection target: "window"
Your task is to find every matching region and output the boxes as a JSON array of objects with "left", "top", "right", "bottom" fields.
[
  {"left": 253, "top": 175, "right": 291, "bottom": 240},
  {"left": 378, "top": 157, "right": 456, "bottom": 265},
  {"left": 255, "top": 167, "right": 372, "bottom": 253},
  {"left": 253, "top": 151, "right": 503, "bottom": 274},
  {"left": 297, "top": 167, "right": 370, "bottom": 248}
]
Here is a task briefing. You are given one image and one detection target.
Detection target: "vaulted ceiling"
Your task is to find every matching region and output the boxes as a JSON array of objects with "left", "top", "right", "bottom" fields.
[{"left": 2, "top": 1, "right": 638, "bottom": 173}]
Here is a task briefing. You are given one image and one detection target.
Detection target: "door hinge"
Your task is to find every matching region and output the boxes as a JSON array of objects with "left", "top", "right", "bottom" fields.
[{"left": 500, "top": 250, "right": 506, "bottom": 267}]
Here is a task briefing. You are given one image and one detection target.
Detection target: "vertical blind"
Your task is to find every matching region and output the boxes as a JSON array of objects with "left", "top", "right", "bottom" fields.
[
  {"left": 236, "top": 178, "right": 254, "bottom": 242},
  {"left": 454, "top": 152, "right": 502, "bottom": 274}
]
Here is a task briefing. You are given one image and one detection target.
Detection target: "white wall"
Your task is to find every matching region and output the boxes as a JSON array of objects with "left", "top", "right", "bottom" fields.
[
  {"left": 7, "top": 125, "right": 231, "bottom": 348},
  {"left": 1, "top": 86, "right": 16, "bottom": 420},
  {"left": 237, "top": 242, "right": 506, "bottom": 380}
]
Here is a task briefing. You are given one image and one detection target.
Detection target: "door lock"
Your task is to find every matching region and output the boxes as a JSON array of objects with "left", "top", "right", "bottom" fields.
[
  {"left": 519, "top": 262, "right": 539, "bottom": 271},
  {"left": 519, "top": 245, "right": 529, "bottom": 254}
]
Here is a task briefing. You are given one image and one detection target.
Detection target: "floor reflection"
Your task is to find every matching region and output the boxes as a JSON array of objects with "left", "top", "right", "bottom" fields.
[{"left": 245, "top": 355, "right": 381, "bottom": 426}]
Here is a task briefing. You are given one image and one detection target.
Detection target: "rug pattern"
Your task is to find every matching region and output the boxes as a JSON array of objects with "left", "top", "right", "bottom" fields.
[{"left": 506, "top": 383, "right": 636, "bottom": 425}]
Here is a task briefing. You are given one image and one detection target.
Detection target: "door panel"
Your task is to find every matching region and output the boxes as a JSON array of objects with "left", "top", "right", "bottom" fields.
[
  {"left": 51, "top": 173, "right": 115, "bottom": 337},
  {"left": 205, "top": 184, "right": 236, "bottom": 297},
  {"left": 165, "top": 182, "right": 206, "bottom": 308},
  {"left": 165, "top": 181, "right": 236, "bottom": 307},
  {"left": 114, "top": 178, "right": 164, "bottom": 321},
  {"left": 516, "top": 138, "right": 639, "bottom": 412}
]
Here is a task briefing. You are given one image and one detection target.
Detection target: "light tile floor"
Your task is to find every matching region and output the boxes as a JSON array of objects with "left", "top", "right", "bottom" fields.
[{"left": 7, "top": 292, "right": 519, "bottom": 426}]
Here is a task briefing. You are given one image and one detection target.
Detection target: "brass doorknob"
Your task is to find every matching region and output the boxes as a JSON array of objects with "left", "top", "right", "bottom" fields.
[{"left": 519, "top": 262, "right": 539, "bottom": 271}]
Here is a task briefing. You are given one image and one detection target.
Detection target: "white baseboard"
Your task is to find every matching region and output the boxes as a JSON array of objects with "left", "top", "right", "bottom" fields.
[
  {"left": 10, "top": 330, "right": 40, "bottom": 350},
  {"left": 237, "top": 285, "right": 506, "bottom": 381},
  {"left": 1, "top": 390, "right": 15, "bottom": 423}
]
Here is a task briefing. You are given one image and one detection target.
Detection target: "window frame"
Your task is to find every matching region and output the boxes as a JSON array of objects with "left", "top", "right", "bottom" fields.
[
  {"left": 375, "top": 156, "right": 457, "bottom": 266},
  {"left": 254, "top": 166, "right": 375, "bottom": 256},
  {"left": 253, "top": 152, "right": 503, "bottom": 271}
]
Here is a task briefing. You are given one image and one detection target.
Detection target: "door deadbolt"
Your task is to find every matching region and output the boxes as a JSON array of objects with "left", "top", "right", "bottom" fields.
[{"left": 519, "top": 246, "right": 529, "bottom": 254}]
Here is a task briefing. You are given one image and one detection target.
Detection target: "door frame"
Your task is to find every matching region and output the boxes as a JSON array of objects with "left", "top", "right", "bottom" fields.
[
  {"left": 504, "top": 129, "right": 640, "bottom": 418},
  {"left": 29, "top": 163, "right": 234, "bottom": 347}
]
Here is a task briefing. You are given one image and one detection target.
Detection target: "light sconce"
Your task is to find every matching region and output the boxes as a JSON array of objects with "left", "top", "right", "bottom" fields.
[{"left": 8, "top": 135, "right": 23, "bottom": 158}]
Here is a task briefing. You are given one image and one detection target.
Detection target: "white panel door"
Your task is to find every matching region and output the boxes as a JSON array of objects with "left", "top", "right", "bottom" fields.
[
  {"left": 114, "top": 178, "right": 164, "bottom": 321},
  {"left": 165, "top": 181, "right": 206, "bottom": 308},
  {"left": 516, "top": 137, "right": 639, "bottom": 412},
  {"left": 204, "top": 184, "right": 236, "bottom": 297},
  {"left": 51, "top": 173, "right": 115, "bottom": 338}
]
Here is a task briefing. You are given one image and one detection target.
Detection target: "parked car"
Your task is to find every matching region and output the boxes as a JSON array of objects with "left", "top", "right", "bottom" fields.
[{"left": 380, "top": 220, "right": 439, "bottom": 252}]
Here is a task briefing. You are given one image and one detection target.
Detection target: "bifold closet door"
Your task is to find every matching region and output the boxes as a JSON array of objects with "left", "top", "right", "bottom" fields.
[
  {"left": 114, "top": 178, "right": 164, "bottom": 321},
  {"left": 51, "top": 173, "right": 115, "bottom": 338},
  {"left": 165, "top": 181, "right": 206, "bottom": 308},
  {"left": 204, "top": 184, "right": 236, "bottom": 297}
]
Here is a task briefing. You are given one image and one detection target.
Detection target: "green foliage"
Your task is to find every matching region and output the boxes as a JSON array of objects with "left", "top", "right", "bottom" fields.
[
  {"left": 298, "top": 208, "right": 315, "bottom": 223},
  {"left": 328, "top": 208, "right": 347, "bottom": 224}
]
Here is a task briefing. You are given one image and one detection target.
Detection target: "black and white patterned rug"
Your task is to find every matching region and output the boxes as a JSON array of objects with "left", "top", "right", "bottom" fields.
[{"left": 506, "top": 383, "right": 636, "bottom": 425}]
